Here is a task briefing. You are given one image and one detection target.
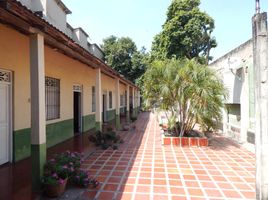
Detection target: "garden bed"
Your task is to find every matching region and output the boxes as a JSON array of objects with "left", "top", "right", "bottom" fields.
[{"left": 161, "top": 128, "right": 208, "bottom": 147}]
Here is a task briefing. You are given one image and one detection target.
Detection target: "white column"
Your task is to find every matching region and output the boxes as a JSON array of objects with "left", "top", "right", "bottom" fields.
[
  {"left": 240, "top": 67, "right": 249, "bottom": 143},
  {"left": 132, "top": 87, "right": 135, "bottom": 117},
  {"left": 115, "top": 78, "right": 120, "bottom": 129},
  {"left": 126, "top": 85, "right": 130, "bottom": 122},
  {"left": 253, "top": 12, "right": 268, "bottom": 199},
  {"left": 30, "top": 33, "right": 46, "bottom": 190},
  {"left": 95, "top": 68, "right": 102, "bottom": 131}
]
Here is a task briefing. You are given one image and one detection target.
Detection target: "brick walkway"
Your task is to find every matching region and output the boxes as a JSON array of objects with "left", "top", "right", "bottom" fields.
[{"left": 80, "top": 112, "right": 255, "bottom": 200}]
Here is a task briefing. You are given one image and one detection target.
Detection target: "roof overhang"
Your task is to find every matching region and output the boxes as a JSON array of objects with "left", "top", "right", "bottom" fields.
[{"left": 0, "top": 0, "right": 138, "bottom": 89}]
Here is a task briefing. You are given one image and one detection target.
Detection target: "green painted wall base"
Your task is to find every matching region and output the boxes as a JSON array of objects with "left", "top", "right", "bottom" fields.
[
  {"left": 82, "top": 114, "right": 96, "bottom": 132},
  {"left": 31, "top": 143, "right": 46, "bottom": 191},
  {"left": 14, "top": 118, "right": 81, "bottom": 162},
  {"left": 95, "top": 122, "right": 102, "bottom": 131},
  {"left": 115, "top": 114, "right": 120, "bottom": 130}
]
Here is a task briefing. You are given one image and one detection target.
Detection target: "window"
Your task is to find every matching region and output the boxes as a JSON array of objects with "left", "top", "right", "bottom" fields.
[
  {"left": 92, "top": 86, "right": 96, "bottom": 112},
  {"left": 45, "top": 77, "right": 60, "bottom": 120},
  {"left": 109, "top": 91, "right": 113, "bottom": 109}
]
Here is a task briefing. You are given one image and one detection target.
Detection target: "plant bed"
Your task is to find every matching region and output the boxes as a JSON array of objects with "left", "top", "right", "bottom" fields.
[{"left": 161, "top": 131, "right": 208, "bottom": 147}]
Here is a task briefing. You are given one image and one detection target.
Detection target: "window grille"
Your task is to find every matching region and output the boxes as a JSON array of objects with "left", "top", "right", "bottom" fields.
[
  {"left": 0, "top": 70, "right": 11, "bottom": 83},
  {"left": 109, "top": 91, "right": 113, "bottom": 109},
  {"left": 92, "top": 86, "right": 96, "bottom": 112},
  {"left": 45, "top": 77, "right": 60, "bottom": 120}
]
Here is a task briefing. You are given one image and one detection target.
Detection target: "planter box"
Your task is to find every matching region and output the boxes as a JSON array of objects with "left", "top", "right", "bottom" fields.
[
  {"left": 162, "top": 134, "right": 208, "bottom": 147},
  {"left": 181, "top": 137, "right": 189, "bottom": 146},
  {"left": 163, "top": 137, "right": 171, "bottom": 145},
  {"left": 199, "top": 138, "right": 208, "bottom": 146},
  {"left": 172, "top": 137, "right": 180, "bottom": 145},
  {"left": 190, "top": 137, "right": 198, "bottom": 146}
]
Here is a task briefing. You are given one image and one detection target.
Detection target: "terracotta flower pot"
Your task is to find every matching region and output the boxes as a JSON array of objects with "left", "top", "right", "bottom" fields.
[{"left": 44, "top": 178, "right": 68, "bottom": 198}]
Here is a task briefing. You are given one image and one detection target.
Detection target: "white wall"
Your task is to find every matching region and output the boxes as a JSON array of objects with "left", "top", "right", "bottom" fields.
[
  {"left": 88, "top": 44, "right": 104, "bottom": 60},
  {"left": 17, "top": 0, "right": 67, "bottom": 34},
  {"left": 46, "top": 0, "right": 67, "bottom": 33},
  {"left": 210, "top": 40, "right": 252, "bottom": 104},
  {"left": 17, "top": 0, "right": 32, "bottom": 9},
  {"left": 73, "top": 29, "right": 88, "bottom": 49}
]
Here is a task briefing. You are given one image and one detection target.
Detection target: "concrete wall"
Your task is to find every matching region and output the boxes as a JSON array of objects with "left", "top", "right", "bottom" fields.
[
  {"left": 18, "top": 0, "right": 32, "bottom": 9},
  {"left": 209, "top": 39, "right": 255, "bottom": 150},
  {"left": 88, "top": 44, "right": 104, "bottom": 61},
  {"left": 46, "top": 0, "right": 67, "bottom": 33},
  {"left": 73, "top": 28, "right": 88, "bottom": 50}
]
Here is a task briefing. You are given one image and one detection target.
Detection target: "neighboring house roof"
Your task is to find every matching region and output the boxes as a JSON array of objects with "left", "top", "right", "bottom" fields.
[
  {"left": 54, "top": 0, "right": 71, "bottom": 14},
  {"left": 91, "top": 43, "right": 104, "bottom": 55},
  {"left": 0, "top": 0, "right": 137, "bottom": 89},
  {"left": 74, "top": 27, "right": 89, "bottom": 37}
]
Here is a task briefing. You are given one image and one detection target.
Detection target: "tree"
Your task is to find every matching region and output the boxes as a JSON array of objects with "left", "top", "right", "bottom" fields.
[
  {"left": 143, "top": 58, "right": 227, "bottom": 136},
  {"left": 101, "top": 36, "right": 148, "bottom": 82},
  {"left": 151, "top": 0, "right": 217, "bottom": 64}
]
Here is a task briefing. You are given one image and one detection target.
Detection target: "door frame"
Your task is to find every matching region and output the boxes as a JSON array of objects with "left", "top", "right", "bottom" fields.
[
  {"left": 0, "top": 68, "right": 13, "bottom": 164},
  {"left": 73, "top": 84, "right": 83, "bottom": 134}
]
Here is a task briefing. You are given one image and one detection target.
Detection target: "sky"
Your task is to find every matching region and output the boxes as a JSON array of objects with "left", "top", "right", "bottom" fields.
[{"left": 63, "top": 0, "right": 268, "bottom": 61}]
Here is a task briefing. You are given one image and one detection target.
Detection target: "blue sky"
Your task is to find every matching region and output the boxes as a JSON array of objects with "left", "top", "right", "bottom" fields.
[{"left": 63, "top": 0, "right": 268, "bottom": 60}]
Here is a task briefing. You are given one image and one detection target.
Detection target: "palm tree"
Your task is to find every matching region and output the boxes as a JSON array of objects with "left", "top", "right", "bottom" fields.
[{"left": 143, "top": 58, "right": 227, "bottom": 136}]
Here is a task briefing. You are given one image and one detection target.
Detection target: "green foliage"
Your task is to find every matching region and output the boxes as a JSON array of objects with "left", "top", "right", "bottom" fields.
[
  {"left": 143, "top": 58, "right": 227, "bottom": 136},
  {"left": 44, "top": 151, "right": 82, "bottom": 180},
  {"left": 101, "top": 36, "right": 149, "bottom": 82},
  {"left": 88, "top": 130, "right": 123, "bottom": 149},
  {"left": 151, "top": 0, "right": 216, "bottom": 63},
  {"left": 69, "top": 169, "right": 99, "bottom": 188}
]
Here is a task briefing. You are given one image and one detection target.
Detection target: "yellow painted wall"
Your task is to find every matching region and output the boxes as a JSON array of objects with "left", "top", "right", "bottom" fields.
[
  {"left": 0, "top": 24, "right": 30, "bottom": 130},
  {"left": 45, "top": 46, "right": 96, "bottom": 124},
  {"left": 0, "top": 24, "right": 136, "bottom": 131},
  {"left": 0, "top": 24, "right": 97, "bottom": 130},
  {"left": 101, "top": 74, "right": 116, "bottom": 110}
]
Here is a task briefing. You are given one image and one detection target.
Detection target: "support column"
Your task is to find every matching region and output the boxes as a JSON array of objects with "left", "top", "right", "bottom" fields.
[
  {"left": 137, "top": 90, "right": 141, "bottom": 111},
  {"left": 253, "top": 12, "right": 268, "bottom": 199},
  {"left": 240, "top": 66, "right": 250, "bottom": 143},
  {"left": 132, "top": 87, "right": 135, "bottom": 117},
  {"left": 30, "top": 33, "right": 46, "bottom": 191},
  {"left": 115, "top": 78, "right": 120, "bottom": 130},
  {"left": 126, "top": 85, "right": 130, "bottom": 122},
  {"left": 95, "top": 68, "right": 102, "bottom": 131}
]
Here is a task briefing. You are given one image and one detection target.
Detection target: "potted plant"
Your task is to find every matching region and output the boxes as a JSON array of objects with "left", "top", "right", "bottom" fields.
[
  {"left": 42, "top": 151, "right": 83, "bottom": 197},
  {"left": 42, "top": 172, "right": 68, "bottom": 198}
]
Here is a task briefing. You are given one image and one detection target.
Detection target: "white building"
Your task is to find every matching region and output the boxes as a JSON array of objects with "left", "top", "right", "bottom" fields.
[{"left": 209, "top": 40, "right": 255, "bottom": 152}]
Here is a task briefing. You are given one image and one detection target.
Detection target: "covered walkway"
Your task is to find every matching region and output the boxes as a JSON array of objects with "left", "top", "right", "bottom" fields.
[
  {"left": 0, "top": 112, "right": 255, "bottom": 199},
  {"left": 79, "top": 112, "right": 255, "bottom": 200}
]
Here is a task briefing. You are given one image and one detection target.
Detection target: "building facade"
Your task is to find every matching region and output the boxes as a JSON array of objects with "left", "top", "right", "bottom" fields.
[
  {"left": 209, "top": 40, "right": 255, "bottom": 152},
  {"left": 0, "top": 0, "right": 140, "bottom": 174}
]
